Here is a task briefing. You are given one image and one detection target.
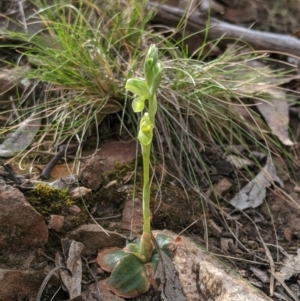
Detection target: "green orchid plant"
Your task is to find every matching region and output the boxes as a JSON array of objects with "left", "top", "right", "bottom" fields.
[{"left": 96, "top": 45, "right": 180, "bottom": 298}]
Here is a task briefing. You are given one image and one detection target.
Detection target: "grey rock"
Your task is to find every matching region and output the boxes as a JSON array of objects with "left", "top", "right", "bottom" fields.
[
  {"left": 0, "top": 113, "right": 41, "bottom": 158},
  {"left": 155, "top": 230, "right": 272, "bottom": 301}
]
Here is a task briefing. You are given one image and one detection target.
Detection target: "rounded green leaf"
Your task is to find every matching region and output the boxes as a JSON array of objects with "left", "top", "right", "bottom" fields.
[
  {"left": 153, "top": 233, "right": 181, "bottom": 259},
  {"left": 108, "top": 254, "right": 150, "bottom": 298},
  {"left": 96, "top": 247, "right": 126, "bottom": 272}
]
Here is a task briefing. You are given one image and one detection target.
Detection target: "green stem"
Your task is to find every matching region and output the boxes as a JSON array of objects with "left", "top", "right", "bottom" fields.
[
  {"left": 142, "top": 143, "right": 151, "bottom": 235},
  {"left": 149, "top": 95, "right": 157, "bottom": 122},
  {"left": 140, "top": 95, "right": 156, "bottom": 262},
  {"left": 143, "top": 93, "right": 156, "bottom": 235}
]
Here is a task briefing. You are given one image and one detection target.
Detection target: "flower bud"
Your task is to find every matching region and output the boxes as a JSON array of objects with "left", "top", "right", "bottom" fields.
[
  {"left": 144, "top": 44, "right": 161, "bottom": 90},
  {"left": 147, "top": 44, "right": 158, "bottom": 65},
  {"left": 149, "top": 63, "right": 162, "bottom": 98}
]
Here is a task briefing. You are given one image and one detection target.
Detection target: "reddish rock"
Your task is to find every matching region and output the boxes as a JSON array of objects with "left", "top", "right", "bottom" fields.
[
  {"left": 0, "top": 187, "right": 48, "bottom": 252},
  {"left": 68, "top": 224, "right": 126, "bottom": 255},
  {"left": 48, "top": 214, "right": 64, "bottom": 232},
  {"left": 79, "top": 141, "right": 137, "bottom": 191},
  {"left": 97, "top": 141, "right": 137, "bottom": 172},
  {"left": 0, "top": 269, "right": 59, "bottom": 301},
  {"left": 79, "top": 156, "right": 103, "bottom": 191},
  {"left": 121, "top": 197, "right": 145, "bottom": 235}
]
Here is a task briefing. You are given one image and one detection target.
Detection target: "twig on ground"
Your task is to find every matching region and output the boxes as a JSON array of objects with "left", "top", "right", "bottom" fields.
[
  {"left": 40, "top": 137, "right": 96, "bottom": 179},
  {"left": 82, "top": 256, "right": 103, "bottom": 301},
  {"left": 149, "top": 3, "right": 300, "bottom": 56}
]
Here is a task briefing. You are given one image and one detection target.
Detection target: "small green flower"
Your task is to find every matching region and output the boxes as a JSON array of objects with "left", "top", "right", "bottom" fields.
[
  {"left": 125, "top": 78, "right": 149, "bottom": 98},
  {"left": 138, "top": 113, "right": 154, "bottom": 146},
  {"left": 132, "top": 96, "right": 147, "bottom": 112}
]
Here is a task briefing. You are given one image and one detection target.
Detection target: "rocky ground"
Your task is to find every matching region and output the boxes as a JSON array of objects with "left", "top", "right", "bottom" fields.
[{"left": 1, "top": 140, "right": 300, "bottom": 301}]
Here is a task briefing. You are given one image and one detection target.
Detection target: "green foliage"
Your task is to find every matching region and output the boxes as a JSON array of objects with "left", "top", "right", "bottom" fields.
[
  {"left": 107, "top": 254, "right": 151, "bottom": 298},
  {"left": 98, "top": 233, "right": 178, "bottom": 298},
  {"left": 1, "top": 0, "right": 292, "bottom": 187},
  {"left": 0, "top": 0, "right": 155, "bottom": 162}
]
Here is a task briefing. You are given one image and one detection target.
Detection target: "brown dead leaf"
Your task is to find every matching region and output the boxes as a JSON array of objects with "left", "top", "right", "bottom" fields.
[
  {"left": 214, "top": 178, "right": 233, "bottom": 196},
  {"left": 205, "top": 177, "right": 232, "bottom": 199},
  {"left": 249, "top": 266, "right": 270, "bottom": 284},
  {"left": 183, "top": 32, "right": 221, "bottom": 57},
  {"left": 203, "top": 0, "right": 258, "bottom": 23},
  {"left": 223, "top": 59, "right": 295, "bottom": 146},
  {"left": 283, "top": 227, "right": 292, "bottom": 243},
  {"left": 0, "top": 66, "right": 31, "bottom": 97},
  {"left": 239, "top": 61, "right": 294, "bottom": 145},
  {"left": 293, "top": 29, "right": 300, "bottom": 39},
  {"left": 65, "top": 296, "right": 86, "bottom": 301},
  {"left": 226, "top": 155, "right": 253, "bottom": 169},
  {"left": 153, "top": 0, "right": 257, "bottom": 23},
  {"left": 59, "top": 239, "right": 84, "bottom": 299},
  {"left": 150, "top": 0, "right": 181, "bottom": 8},
  {"left": 48, "top": 215, "right": 64, "bottom": 232},
  {"left": 230, "top": 157, "right": 284, "bottom": 210},
  {"left": 69, "top": 205, "right": 82, "bottom": 215},
  {"left": 150, "top": 0, "right": 221, "bottom": 57},
  {"left": 69, "top": 187, "right": 92, "bottom": 199},
  {"left": 294, "top": 185, "right": 300, "bottom": 193},
  {"left": 43, "top": 163, "right": 75, "bottom": 182},
  {"left": 220, "top": 237, "right": 234, "bottom": 252},
  {"left": 276, "top": 249, "right": 300, "bottom": 283},
  {"left": 254, "top": 88, "right": 294, "bottom": 146},
  {"left": 221, "top": 3, "right": 257, "bottom": 23},
  {"left": 207, "top": 219, "right": 222, "bottom": 237},
  {"left": 229, "top": 104, "right": 268, "bottom": 135},
  {"left": 151, "top": 0, "right": 199, "bottom": 10}
]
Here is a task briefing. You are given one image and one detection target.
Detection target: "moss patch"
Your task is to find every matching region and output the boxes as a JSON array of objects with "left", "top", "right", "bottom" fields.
[{"left": 27, "top": 183, "right": 74, "bottom": 217}]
